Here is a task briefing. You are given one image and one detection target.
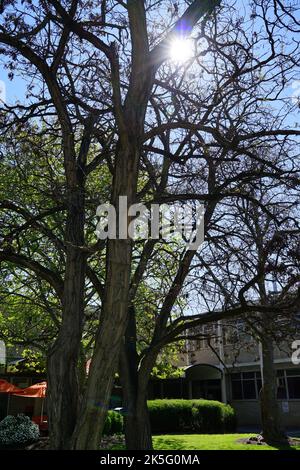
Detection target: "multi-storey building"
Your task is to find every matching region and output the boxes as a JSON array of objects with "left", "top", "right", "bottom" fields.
[{"left": 149, "top": 318, "right": 300, "bottom": 428}]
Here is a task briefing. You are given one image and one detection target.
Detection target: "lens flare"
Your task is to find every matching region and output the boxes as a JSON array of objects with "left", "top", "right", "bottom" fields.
[{"left": 169, "top": 38, "right": 194, "bottom": 63}]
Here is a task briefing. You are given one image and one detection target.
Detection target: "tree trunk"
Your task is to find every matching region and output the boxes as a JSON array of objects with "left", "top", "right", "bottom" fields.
[
  {"left": 120, "top": 307, "right": 153, "bottom": 450},
  {"left": 260, "top": 335, "right": 286, "bottom": 444},
  {"left": 125, "top": 395, "right": 153, "bottom": 450},
  {"left": 71, "top": 139, "right": 139, "bottom": 449},
  {"left": 47, "top": 188, "right": 86, "bottom": 449}
]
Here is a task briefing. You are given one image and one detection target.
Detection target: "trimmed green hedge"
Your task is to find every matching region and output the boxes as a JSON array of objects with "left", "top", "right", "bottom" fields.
[
  {"left": 103, "top": 410, "right": 124, "bottom": 435},
  {"left": 104, "top": 400, "right": 236, "bottom": 435},
  {"left": 148, "top": 399, "right": 236, "bottom": 434}
]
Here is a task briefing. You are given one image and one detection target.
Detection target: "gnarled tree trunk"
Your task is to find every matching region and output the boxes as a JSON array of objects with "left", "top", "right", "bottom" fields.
[
  {"left": 70, "top": 138, "right": 139, "bottom": 449},
  {"left": 47, "top": 187, "right": 86, "bottom": 449}
]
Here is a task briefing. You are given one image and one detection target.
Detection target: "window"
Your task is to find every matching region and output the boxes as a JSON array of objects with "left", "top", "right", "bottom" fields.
[
  {"left": 197, "top": 325, "right": 209, "bottom": 350},
  {"left": 242, "top": 372, "right": 257, "bottom": 399},
  {"left": 286, "top": 369, "right": 300, "bottom": 399},
  {"left": 232, "top": 369, "right": 300, "bottom": 401},
  {"left": 232, "top": 378, "right": 243, "bottom": 399},
  {"left": 286, "top": 368, "right": 300, "bottom": 376},
  {"left": 231, "top": 371, "right": 261, "bottom": 400},
  {"left": 275, "top": 369, "right": 300, "bottom": 399},
  {"left": 203, "top": 324, "right": 219, "bottom": 348},
  {"left": 226, "top": 320, "right": 252, "bottom": 344},
  {"left": 193, "top": 324, "right": 218, "bottom": 350},
  {"left": 287, "top": 377, "right": 300, "bottom": 399},
  {"left": 277, "top": 370, "right": 287, "bottom": 399}
]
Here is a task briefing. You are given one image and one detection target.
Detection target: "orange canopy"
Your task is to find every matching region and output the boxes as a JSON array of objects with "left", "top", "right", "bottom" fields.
[
  {"left": 13, "top": 381, "right": 47, "bottom": 398},
  {"left": 0, "top": 379, "right": 21, "bottom": 394}
]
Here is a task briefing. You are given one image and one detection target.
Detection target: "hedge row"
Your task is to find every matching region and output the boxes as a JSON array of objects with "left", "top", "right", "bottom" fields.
[
  {"left": 104, "top": 399, "right": 236, "bottom": 435},
  {"left": 148, "top": 399, "right": 236, "bottom": 434}
]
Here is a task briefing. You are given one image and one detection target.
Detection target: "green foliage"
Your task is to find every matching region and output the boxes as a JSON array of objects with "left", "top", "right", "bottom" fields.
[
  {"left": 110, "top": 411, "right": 124, "bottom": 434},
  {"left": 0, "top": 414, "right": 39, "bottom": 447},
  {"left": 148, "top": 399, "right": 236, "bottom": 434},
  {"left": 8, "top": 349, "right": 46, "bottom": 374},
  {"left": 102, "top": 400, "right": 235, "bottom": 437},
  {"left": 134, "top": 263, "right": 187, "bottom": 380},
  {"left": 151, "top": 360, "right": 185, "bottom": 379},
  {"left": 103, "top": 411, "right": 124, "bottom": 436},
  {"left": 0, "top": 277, "right": 58, "bottom": 353},
  {"left": 0, "top": 129, "right": 112, "bottom": 358},
  {"left": 0, "top": 126, "right": 188, "bottom": 382},
  {"left": 103, "top": 413, "right": 112, "bottom": 436}
]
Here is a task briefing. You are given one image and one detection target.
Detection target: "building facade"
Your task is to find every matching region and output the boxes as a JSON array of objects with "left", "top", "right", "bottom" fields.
[
  {"left": 1, "top": 319, "right": 300, "bottom": 429},
  {"left": 149, "top": 319, "right": 300, "bottom": 428}
]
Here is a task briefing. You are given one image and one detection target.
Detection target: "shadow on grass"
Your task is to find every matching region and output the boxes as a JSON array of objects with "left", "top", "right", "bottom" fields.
[
  {"left": 153, "top": 437, "right": 188, "bottom": 450},
  {"left": 267, "top": 440, "right": 297, "bottom": 451}
]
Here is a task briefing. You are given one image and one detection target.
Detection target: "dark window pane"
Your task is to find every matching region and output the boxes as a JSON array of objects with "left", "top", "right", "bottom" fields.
[
  {"left": 206, "top": 381, "right": 222, "bottom": 402},
  {"left": 277, "top": 377, "right": 287, "bottom": 399},
  {"left": 255, "top": 371, "right": 261, "bottom": 379},
  {"left": 232, "top": 380, "right": 243, "bottom": 399},
  {"left": 243, "top": 372, "right": 255, "bottom": 379},
  {"left": 231, "top": 373, "right": 241, "bottom": 380},
  {"left": 152, "top": 381, "right": 162, "bottom": 399},
  {"left": 163, "top": 379, "right": 183, "bottom": 398},
  {"left": 256, "top": 379, "right": 262, "bottom": 396},
  {"left": 192, "top": 380, "right": 206, "bottom": 399},
  {"left": 286, "top": 369, "right": 300, "bottom": 377},
  {"left": 208, "top": 379, "right": 220, "bottom": 386},
  {"left": 243, "top": 380, "right": 257, "bottom": 399},
  {"left": 276, "top": 370, "right": 285, "bottom": 377},
  {"left": 287, "top": 377, "right": 300, "bottom": 399}
]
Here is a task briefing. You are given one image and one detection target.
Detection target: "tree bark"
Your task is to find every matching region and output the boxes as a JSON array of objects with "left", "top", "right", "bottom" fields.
[
  {"left": 260, "top": 334, "right": 286, "bottom": 444},
  {"left": 120, "top": 307, "right": 153, "bottom": 450},
  {"left": 70, "top": 138, "right": 139, "bottom": 449},
  {"left": 124, "top": 394, "right": 153, "bottom": 450},
  {"left": 47, "top": 187, "right": 86, "bottom": 449}
]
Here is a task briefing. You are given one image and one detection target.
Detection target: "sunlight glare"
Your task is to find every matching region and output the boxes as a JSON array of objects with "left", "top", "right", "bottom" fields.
[{"left": 169, "top": 38, "right": 194, "bottom": 63}]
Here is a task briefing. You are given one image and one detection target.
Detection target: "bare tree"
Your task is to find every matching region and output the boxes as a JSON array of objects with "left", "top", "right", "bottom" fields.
[
  {"left": 0, "top": 0, "right": 299, "bottom": 449},
  {"left": 0, "top": 0, "right": 221, "bottom": 449},
  {"left": 191, "top": 184, "right": 299, "bottom": 443}
]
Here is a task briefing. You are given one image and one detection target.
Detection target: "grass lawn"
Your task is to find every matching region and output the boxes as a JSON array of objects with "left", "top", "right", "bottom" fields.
[
  {"left": 108, "top": 434, "right": 300, "bottom": 451},
  {"left": 152, "top": 434, "right": 300, "bottom": 451}
]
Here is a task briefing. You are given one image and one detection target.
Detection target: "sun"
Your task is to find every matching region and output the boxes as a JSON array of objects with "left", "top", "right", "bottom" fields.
[{"left": 169, "top": 38, "right": 194, "bottom": 63}]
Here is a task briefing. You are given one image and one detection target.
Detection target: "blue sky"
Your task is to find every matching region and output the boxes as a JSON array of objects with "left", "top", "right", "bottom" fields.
[
  {"left": 0, "top": 70, "right": 26, "bottom": 103},
  {"left": 0, "top": 0, "right": 299, "bottom": 126}
]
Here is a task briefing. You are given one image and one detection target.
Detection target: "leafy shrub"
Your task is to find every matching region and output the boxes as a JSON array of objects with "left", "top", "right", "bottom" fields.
[
  {"left": 0, "top": 414, "right": 39, "bottom": 447},
  {"left": 148, "top": 399, "right": 236, "bottom": 434},
  {"left": 103, "top": 411, "right": 124, "bottom": 435},
  {"left": 110, "top": 410, "right": 124, "bottom": 434},
  {"left": 103, "top": 413, "right": 112, "bottom": 436}
]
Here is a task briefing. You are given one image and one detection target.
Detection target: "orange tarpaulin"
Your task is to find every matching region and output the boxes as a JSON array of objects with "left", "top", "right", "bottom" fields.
[
  {"left": 14, "top": 382, "right": 48, "bottom": 429},
  {"left": 13, "top": 381, "right": 47, "bottom": 398},
  {"left": 0, "top": 379, "right": 21, "bottom": 394}
]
